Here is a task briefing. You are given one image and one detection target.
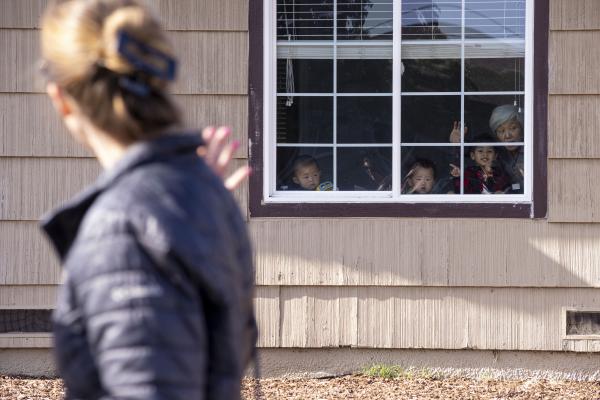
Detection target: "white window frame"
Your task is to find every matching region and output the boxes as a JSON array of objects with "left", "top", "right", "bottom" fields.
[{"left": 263, "top": 0, "right": 534, "bottom": 204}]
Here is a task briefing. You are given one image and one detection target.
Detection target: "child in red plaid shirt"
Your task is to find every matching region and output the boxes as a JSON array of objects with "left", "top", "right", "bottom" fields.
[{"left": 450, "top": 137, "right": 511, "bottom": 194}]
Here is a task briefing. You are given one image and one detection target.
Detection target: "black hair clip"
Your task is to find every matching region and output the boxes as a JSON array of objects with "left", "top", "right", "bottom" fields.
[{"left": 117, "top": 30, "right": 177, "bottom": 81}]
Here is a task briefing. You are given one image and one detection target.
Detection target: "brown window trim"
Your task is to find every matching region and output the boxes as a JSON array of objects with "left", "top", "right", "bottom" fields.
[{"left": 248, "top": 0, "right": 548, "bottom": 218}]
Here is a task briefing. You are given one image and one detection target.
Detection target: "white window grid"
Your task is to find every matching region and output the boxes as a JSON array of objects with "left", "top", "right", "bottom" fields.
[{"left": 263, "top": 0, "right": 534, "bottom": 203}]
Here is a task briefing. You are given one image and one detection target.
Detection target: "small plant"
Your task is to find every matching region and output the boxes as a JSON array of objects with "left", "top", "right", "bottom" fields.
[{"left": 362, "top": 364, "right": 405, "bottom": 379}]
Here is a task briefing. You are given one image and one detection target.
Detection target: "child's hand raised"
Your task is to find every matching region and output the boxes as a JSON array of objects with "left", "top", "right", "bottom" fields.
[
  {"left": 449, "top": 121, "right": 467, "bottom": 143},
  {"left": 449, "top": 163, "right": 461, "bottom": 177}
]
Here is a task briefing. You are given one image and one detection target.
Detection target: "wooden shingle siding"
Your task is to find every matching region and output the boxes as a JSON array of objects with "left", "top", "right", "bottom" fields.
[
  {"left": 549, "top": 159, "right": 600, "bottom": 222},
  {"left": 548, "top": 95, "right": 600, "bottom": 158},
  {"left": 0, "top": 0, "right": 248, "bottom": 31},
  {"left": 0, "top": 158, "right": 101, "bottom": 220},
  {"left": 277, "top": 287, "right": 600, "bottom": 351},
  {"left": 250, "top": 219, "right": 600, "bottom": 287},
  {"left": 550, "top": 0, "right": 600, "bottom": 31},
  {"left": 0, "top": 30, "right": 248, "bottom": 95},
  {"left": 0, "top": 285, "right": 58, "bottom": 308},
  {"left": 549, "top": 31, "right": 600, "bottom": 95},
  {"left": 0, "top": 222, "right": 60, "bottom": 285},
  {"left": 0, "top": 94, "right": 247, "bottom": 158},
  {"left": 0, "top": 334, "right": 52, "bottom": 348},
  {"left": 144, "top": 0, "right": 248, "bottom": 32},
  {"left": 254, "top": 286, "right": 280, "bottom": 347}
]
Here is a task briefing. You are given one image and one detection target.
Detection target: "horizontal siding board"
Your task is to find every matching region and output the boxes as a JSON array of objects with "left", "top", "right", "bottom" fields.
[
  {"left": 550, "top": 0, "right": 600, "bottom": 31},
  {"left": 548, "top": 95, "right": 600, "bottom": 158},
  {"left": 0, "top": 0, "right": 248, "bottom": 31},
  {"left": 0, "top": 30, "right": 247, "bottom": 95},
  {"left": 0, "top": 158, "right": 101, "bottom": 220},
  {"left": 144, "top": 0, "right": 248, "bottom": 31},
  {"left": 0, "top": 286, "right": 58, "bottom": 308},
  {"left": 279, "top": 287, "right": 600, "bottom": 351},
  {"left": 0, "top": 157, "right": 248, "bottom": 221},
  {"left": 549, "top": 159, "right": 600, "bottom": 222},
  {"left": 0, "top": 222, "right": 61, "bottom": 285},
  {"left": 250, "top": 219, "right": 600, "bottom": 287},
  {"left": 0, "top": 93, "right": 247, "bottom": 158},
  {"left": 549, "top": 31, "right": 600, "bottom": 94},
  {"left": 254, "top": 286, "right": 280, "bottom": 348},
  {"left": 0, "top": 0, "right": 46, "bottom": 29},
  {"left": 0, "top": 334, "right": 52, "bottom": 348}
]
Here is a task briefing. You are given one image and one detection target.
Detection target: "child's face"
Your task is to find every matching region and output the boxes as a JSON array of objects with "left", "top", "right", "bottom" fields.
[
  {"left": 293, "top": 163, "right": 321, "bottom": 190},
  {"left": 407, "top": 166, "right": 435, "bottom": 194},
  {"left": 495, "top": 119, "right": 522, "bottom": 150},
  {"left": 470, "top": 146, "right": 497, "bottom": 168}
]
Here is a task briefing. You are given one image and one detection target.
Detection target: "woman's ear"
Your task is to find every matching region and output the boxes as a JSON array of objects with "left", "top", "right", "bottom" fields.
[{"left": 46, "top": 82, "right": 72, "bottom": 117}]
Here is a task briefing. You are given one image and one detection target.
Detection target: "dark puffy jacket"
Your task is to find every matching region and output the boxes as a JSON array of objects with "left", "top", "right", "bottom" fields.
[{"left": 41, "top": 133, "right": 257, "bottom": 400}]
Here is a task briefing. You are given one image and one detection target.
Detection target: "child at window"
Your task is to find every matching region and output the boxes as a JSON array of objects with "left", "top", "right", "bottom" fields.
[
  {"left": 450, "top": 137, "right": 511, "bottom": 194},
  {"left": 402, "top": 158, "right": 436, "bottom": 194},
  {"left": 287, "top": 155, "right": 333, "bottom": 191}
]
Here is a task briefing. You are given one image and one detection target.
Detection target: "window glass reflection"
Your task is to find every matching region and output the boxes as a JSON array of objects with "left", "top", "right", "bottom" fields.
[
  {"left": 277, "top": 0, "right": 334, "bottom": 40},
  {"left": 338, "top": 59, "right": 392, "bottom": 93},
  {"left": 465, "top": 0, "right": 526, "bottom": 39},
  {"left": 402, "top": 1, "right": 462, "bottom": 40},
  {"left": 337, "top": 97, "right": 392, "bottom": 143},
  {"left": 277, "top": 96, "right": 333, "bottom": 143},
  {"left": 401, "top": 146, "right": 459, "bottom": 194},
  {"left": 465, "top": 58, "right": 525, "bottom": 92},
  {"left": 277, "top": 147, "right": 334, "bottom": 191},
  {"left": 402, "top": 58, "right": 461, "bottom": 92},
  {"left": 337, "top": 147, "right": 392, "bottom": 191},
  {"left": 337, "top": 0, "right": 393, "bottom": 40},
  {"left": 277, "top": 59, "right": 333, "bottom": 93},
  {"left": 401, "top": 96, "right": 461, "bottom": 143}
]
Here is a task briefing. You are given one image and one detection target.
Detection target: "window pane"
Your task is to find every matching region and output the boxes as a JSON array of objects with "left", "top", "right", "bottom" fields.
[
  {"left": 464, "top": 95, "right": 524, "bottom": 143},
  {"left": 337, "top": 0, "right": 393, "bottom": 41},
  {"left": 338, "top": 59, "right": 393, "bottom": 93},
  {"left": 402, "top": 58, "right": 461, "bottom": 92},
  {"left": 337, "top": 147, "right": 392, "bottom": 191},
  {"left": 465, "top": 58, "right": 525, "bottom": 92},
  {"left": 277, "top": 59, "right": 333, "bottom": 93},
  {"left": 402, "top": 1, "right": 462, "bottom": 40},
  {"left": 277, "top": 147, "right": 334, "bottom": 191},
  {"left": 401, "top": 96, "right": 461, "bottom": 143},
  {"left": 337, "top": 97, "right": 392, "bottom": 143},
  {"left": 465, "top": 0, "right": 526, "bottom": 39},
  {"left": 277, "top": 96, "right": 333, "bottom": 143},
  {"left": 401, "top": 146, "right": 459, "bottom": 194},
  {"left": 277, "top": 0, "right": 334, "bottom": 40},
  {"left": 461, "top": 144, "right": 523, "bottom": 194}
]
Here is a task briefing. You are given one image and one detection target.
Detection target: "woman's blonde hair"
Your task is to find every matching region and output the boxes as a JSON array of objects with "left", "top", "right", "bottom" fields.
[{"left": 41, "top": 0, "right": 180, "bottom": 143}]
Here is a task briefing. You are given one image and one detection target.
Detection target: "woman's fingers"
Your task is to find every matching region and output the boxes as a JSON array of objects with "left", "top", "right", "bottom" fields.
[
  {"left": 215, "top": 140, "right": 240, "bottom": 177},
  {"left": 202, "top": 126, "right": 231, "bottom": 170},
  {"left": 224, "top": 165, "right": 252, "bottom": 191}
]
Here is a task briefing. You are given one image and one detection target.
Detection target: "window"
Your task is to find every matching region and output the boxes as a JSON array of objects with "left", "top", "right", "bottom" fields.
[{"left": 249, "top": 0, "right": 548, "bottom": 217}]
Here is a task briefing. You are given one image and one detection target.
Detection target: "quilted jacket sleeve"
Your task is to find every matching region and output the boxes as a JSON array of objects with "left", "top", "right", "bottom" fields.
[{"left": 66, "top": 232, "right": 208, "bottom": 400}]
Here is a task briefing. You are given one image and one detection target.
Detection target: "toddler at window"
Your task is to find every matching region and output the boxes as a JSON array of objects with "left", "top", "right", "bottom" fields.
[
  {"left": 450, "top": 136, "right": 511, "bottom": 194},
  {"left": 289, "top": 155, "right": 333, "bottom": 191},
  {"left": 402, "top": 158, "right": 436, "bottom": 194}
]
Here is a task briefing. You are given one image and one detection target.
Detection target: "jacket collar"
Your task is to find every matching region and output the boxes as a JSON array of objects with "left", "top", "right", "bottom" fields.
[{"left": 41, "top": 132, "right": 203, "bottom": 260}]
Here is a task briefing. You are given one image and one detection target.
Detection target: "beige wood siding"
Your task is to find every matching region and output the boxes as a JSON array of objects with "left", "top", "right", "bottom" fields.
[
  {"left": 549, "top": 31, "right": 600, "bottom": 95},
  {"left": 0, "top": 286, "right": 58, "bottom": 308},
  {"left": 0, "top": 94, "right": 247, "bottom": 158},
  {"left": 251, "top": 219, "right": 600, "bottom": 287},
  {"left": 548, "top": 95, "right": 600, "bottom": 158},
  {"left": 277, "top": 286, "right": 600, "bottom": 351},
  {"left": 550, "top": 0, "right": 600, "bottom": 31}
]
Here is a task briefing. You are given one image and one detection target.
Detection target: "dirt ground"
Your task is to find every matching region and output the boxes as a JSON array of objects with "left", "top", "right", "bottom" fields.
[{"left": 1, "top": 375, "right": 600, "bottom": 399}]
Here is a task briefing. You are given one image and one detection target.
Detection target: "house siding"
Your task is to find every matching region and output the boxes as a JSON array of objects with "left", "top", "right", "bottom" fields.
[{"left": 1, "top": 0, "right": 600, "bottom": 369}]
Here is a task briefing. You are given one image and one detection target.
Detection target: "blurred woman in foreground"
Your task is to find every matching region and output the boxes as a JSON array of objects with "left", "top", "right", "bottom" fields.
[{"left": 40, "top": 1, "right": 256, "bottom": 398}]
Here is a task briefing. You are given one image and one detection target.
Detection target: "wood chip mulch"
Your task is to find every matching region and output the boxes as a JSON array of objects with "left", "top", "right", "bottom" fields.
[{"left": 1, "top": 375, "right": 599, "bottom": 399}]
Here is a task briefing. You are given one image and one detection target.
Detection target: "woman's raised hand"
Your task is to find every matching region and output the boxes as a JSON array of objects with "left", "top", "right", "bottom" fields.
[
  {"left": 198, "top": 126, "right": 251, "bottom": 191},
  {"left": 449, "top": 163, "right": 461, "bottom": 178}
]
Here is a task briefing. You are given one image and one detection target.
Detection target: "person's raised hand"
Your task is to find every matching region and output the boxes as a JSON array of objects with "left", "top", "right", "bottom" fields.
[
  {"left": 449, "top": 163, "right": 461, "bottom": 177},
  {"left": 197, "top": 126, "right": 251, "bottom": 191},
  {"left": 449, "top": 121, "right": 467, "bottom": 143}
]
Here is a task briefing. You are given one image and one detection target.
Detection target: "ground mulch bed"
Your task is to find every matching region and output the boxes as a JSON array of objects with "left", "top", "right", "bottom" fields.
[{"left": 1, "top": 375, "right": 599, "bottom": 399}]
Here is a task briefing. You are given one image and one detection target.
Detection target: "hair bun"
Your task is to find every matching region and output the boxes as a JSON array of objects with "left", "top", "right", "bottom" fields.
[{"left": 101, "top": 6, "right": 162, "bottom": 75}]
